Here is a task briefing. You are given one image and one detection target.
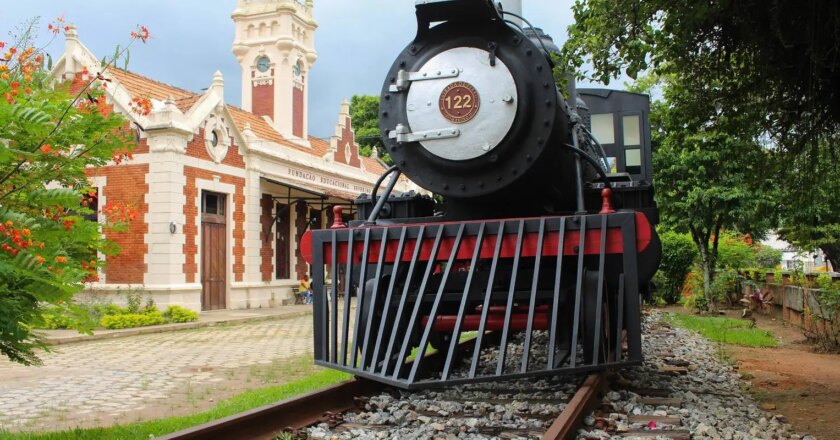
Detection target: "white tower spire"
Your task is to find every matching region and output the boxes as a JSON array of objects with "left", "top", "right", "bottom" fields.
[{"left": 231, "top": 0, "right": 318, "bottom": 145}]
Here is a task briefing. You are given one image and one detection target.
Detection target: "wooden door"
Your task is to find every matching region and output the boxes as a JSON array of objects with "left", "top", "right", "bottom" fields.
[{"left": 201, "top": 192, "right": 227, "bottom": 310}]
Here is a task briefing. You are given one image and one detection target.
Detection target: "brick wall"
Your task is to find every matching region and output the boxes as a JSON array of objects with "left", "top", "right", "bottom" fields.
[
  {"left": 294, "top": 200, "right": 308, "bottom": 279},
  {"left": 260, "top": 194, "right": 274, "bottom": 281},
  {"left": 185, "top": 128, "right": 245, "bottom": 169},
  {"left": 253, "top": 83, "right": 274, "bottom": 119},
  {"left": 182, "top": 167, "right": 246, "bottom": 283},
  {"left": 86, "top": 164, "right": 150, "bottom": 284}
]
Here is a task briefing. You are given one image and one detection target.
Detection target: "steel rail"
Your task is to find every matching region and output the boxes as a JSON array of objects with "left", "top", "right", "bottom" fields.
[
  {"left": 159, "top": 337, "right": 480, "bottom": 440},
  {"left": 157, "top": 378, "right": 385, "bottom": 440}
]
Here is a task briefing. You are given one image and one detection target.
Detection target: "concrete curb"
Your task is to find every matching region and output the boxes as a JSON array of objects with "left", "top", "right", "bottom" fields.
[{"left": 40, "top": 309, "right": 314, "bottom": 346}]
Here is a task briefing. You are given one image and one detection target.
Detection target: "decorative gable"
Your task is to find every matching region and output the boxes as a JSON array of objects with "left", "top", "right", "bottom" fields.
[{"left": 328, "top": 100, "right": 361, "bottom": 168}]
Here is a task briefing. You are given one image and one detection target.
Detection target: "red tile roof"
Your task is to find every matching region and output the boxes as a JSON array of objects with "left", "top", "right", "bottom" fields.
[
  {"left": 109, "top": 68, "right": 194, "bottom": 102},
  {"left": 104, "top": 67, "right": 388, "bottom": 177}
]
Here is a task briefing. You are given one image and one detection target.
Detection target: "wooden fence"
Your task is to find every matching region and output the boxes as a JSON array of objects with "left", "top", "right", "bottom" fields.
[{"left": 739, "top": 270, "right": 837, "bottom": 340}]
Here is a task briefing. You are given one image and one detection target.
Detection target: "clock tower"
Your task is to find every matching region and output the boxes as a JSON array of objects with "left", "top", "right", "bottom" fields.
[{"left": 231, "top": 0, "right": 317, "bottom": 144}]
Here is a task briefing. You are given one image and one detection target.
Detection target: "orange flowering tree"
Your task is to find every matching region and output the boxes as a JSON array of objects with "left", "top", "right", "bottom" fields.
[{"left": 0, "top": 18, "right": 149, "bottom": 365}]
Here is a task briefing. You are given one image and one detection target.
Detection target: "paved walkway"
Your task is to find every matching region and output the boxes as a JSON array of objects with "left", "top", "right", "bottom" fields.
[{"left": 0, "top": 309, "right": 316, "bottom": 432}]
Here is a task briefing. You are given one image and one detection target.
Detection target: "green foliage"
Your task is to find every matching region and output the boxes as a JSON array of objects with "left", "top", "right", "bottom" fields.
[
  {"left": 754, "top": 245, "right": 783, "bottom": 269},
  {"left": 810, "top": 274, "right": 840, "bottom": 349},
  {"left": 349, "top": 95, "right": 392, "bottom": 165},
  {"left": 709, "top": 268, "right": 740, "bottom": 305},
  {"left": 777, "top": 136, "right": 840, "bottom": 272},
  {"left": 635, "top": 71, "right": 779, "bottom": 310},
  {"left": 654, "top": 231, "right": 697, "bottom": 304},
  {"left": 163, "top": 305, "right": 199, "bottom": 323},
  {"left": 35, "top": 306, "right": 73, "bottom": 329},
  {"left": 125, "top": 290, "right": 143, "bottom": 314},
  {"left": 562, "top": 0, "right": 840, "bottom": 153},
  {"left": 717, "top": 233, "right": 756, "bottom": 270},
  {"left": 0, "top": 23, "right": 137, "bottom": 364},
  {"left": 665, "top": 313, "right": 777, "bottom": 348},
  {"left": 94, "top": 304, "right": 127, "bottom": 318},
  {"left": 100, "top": 311, "right": 164, "bottom": 330}
]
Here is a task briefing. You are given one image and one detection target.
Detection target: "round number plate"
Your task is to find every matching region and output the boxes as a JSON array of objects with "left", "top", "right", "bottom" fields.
[{"left": 439, "top": 81, "right": 481, "bottom": 124}]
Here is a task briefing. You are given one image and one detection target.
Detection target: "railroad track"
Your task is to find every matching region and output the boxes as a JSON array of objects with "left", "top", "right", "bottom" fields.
[
  {"left": 158, "top": 331, "right": 612, "bottom": 440},
  {"left": 158, "top": 314, "right": 709, "bottom": 440},
  {"left": 158, "top": 372, "right": 607, "bottom": 440}
]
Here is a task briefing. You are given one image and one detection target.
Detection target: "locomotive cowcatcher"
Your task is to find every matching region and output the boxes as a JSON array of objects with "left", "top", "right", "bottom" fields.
[{"left": 301, "top": 0, "right": 661, "bottom": 389}]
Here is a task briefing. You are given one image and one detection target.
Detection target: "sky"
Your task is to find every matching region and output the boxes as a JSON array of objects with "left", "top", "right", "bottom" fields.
[{"left": 0, "top": 0, "right": 614, "bottom": 138}]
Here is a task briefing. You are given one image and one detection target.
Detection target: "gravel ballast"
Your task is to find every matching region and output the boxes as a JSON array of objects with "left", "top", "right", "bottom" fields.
[{"left": 306, "top": 310, "right": 812, "bottom": 440}]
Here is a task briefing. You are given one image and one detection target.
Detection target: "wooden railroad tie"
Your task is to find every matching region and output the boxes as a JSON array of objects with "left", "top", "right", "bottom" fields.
[
  {"left": 621, "top": 430, "right": 691, "bottom": 440},
  {"left": 628, "top": 415, "right": 682, "bottom": 425},
  {"left": 658, "top": 366, "right": 689, "bottom": 375},
  {"left": 640, "top": 397, "right": 683, "bottom": 407}
]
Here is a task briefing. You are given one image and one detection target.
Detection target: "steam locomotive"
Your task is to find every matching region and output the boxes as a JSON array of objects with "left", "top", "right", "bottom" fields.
[{"left": 302, "top": 0, "right": 660, "bottom": 389}]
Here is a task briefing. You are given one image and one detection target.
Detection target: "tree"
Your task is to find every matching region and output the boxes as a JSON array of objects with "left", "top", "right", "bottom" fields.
[
  {"left": 777, "top": 135, "right": 840, "bottom": 270},
  {"left": 349, "top": 94, "right": 392, "bottom": 165},
  {"left": 0, "top": 18, "right": 145, "bottom": 365},
  {"left": 562, "top": 0, "right": 840, "bottom": 154},
  {"left": 654, "top": 231, "right": 697, "bottom": 304},
  {"left": 641, "top": 74, "right": 778, "bottom": 310}
]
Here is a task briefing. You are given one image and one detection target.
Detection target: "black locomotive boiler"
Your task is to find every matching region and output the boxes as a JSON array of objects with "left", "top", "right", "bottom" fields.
[{"left": 302, "top": 0, "right": 660, "bottom": 389}]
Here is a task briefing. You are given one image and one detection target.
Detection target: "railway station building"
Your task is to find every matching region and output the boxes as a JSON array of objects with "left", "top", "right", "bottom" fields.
[{"left": 50, "top": 0, "right": 417, "bottom": 311}]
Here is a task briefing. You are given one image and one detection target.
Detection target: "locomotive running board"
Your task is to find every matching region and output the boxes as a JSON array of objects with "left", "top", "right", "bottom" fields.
[{"left": 303, "top": 211, "right": 648, "bottom": 389}]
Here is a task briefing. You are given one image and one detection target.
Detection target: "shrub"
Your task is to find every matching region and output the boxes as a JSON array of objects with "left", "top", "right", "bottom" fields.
[
  {"left": 754, "top": 245, "right": 783, "bottom": 269},
  {"left": 810, "top": 274, "right": 840, "bottom": 349},
  {"left": 37, "top": 309, "right": 74, "bottom": 330},
  {"left": 654, "top": 231, "right": 698, "bottom": 304},
  {"left": 163, "top": 305, "right": 199, "bottom": 323},
  {"left": 93, "top": 303, "right": 128, "bottom": 317},
  {"left": 100, "top": 311, "right": 165, "bottom": 329},
  {"left": 125, "top": 290, "right": 143, "bottom": 314},
  {"left": 718, "top": 233, "right": 755, "bottom": 269},
  {"left": 710, "top": 268, "right": 740, "bottom": 305}
]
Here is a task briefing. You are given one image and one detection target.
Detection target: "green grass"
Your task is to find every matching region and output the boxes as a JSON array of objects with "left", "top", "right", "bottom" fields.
[
  {"left": 1, "top": 369, "right": 352, "bottom": 440},
  {"left": 405, "top": 330, "right": 479, "bottom": 362},
  {"left": 665, "top": 313, "right": 778, "bottom": 347}
]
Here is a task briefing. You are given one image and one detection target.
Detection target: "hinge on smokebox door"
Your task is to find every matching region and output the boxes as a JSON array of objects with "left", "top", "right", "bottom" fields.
[
  {"left": 389, "top": 68, "right": 460, "bottom": 92},
  {"left": 388, "top": 123, "right": 460, "bottom": 143}
]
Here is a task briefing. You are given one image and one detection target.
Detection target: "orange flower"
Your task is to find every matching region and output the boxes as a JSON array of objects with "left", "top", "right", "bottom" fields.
[
  {"left": 22, "top": 228, "right": 30, "bottom": 237},
  {"left": 40, "top": 144, "right": 52, "bottom": 154},
  {"left": 9, "top": 81, "right": 19, "bottom": 89},
  {"left": 35, "top": 256, "right": 45, "bottom": 264},
  {"left": 129, "top": 96, "right": 152, "bottom": 116},
  {"left": 55, "top": 256, "right": 68, "bottom": 263}
]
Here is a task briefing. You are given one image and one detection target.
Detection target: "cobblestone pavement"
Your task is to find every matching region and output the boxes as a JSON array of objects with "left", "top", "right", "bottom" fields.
[{"left": 0, "top": 314, "right": 315, "bottom": 432}]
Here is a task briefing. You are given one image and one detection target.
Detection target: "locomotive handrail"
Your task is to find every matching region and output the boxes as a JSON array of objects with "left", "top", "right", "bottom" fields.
[
  {"left": 369, "top": 165, "right": 399, "bottom": 203},
  {"left": 366, "top": 167, "right": 402, "bottom": 224},
  {"left": 562, "top": 143, "right": 613, "bottom": 190}
]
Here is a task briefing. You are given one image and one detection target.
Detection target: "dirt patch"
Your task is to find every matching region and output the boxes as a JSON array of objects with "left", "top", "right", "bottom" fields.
[{"left": 663, "top": 305, "right": 840, "bottom": 439}]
